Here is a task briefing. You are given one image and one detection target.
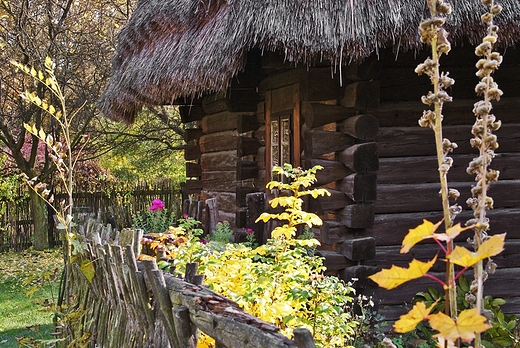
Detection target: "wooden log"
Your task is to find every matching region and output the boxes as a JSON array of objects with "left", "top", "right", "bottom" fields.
[
  {"left": 201, "top": 191, "right": 237, "bottom": 215},
  {"left": 236, "top": 186, "right": 261, "bottom": 207},
  {"left": 376, "top": 123, "right": 520, "bottom": 157},
  {"left": 339, "top": 173, "right": 377, "bottom": 202},
  {"left": 199, "top": 131, "right": 239, "bottom": 153},
  {"left": 238, "top": 114, "right": 260, "bottom": 133},
  {"left": 303, "top": 130, "right": 355, "bottom": 158},
  {"left": 301, "top": 102, "right": 356, "bottom": 129},
  {"left": 202, "top": 171, "right": 237, "bottom": 192},
  {"left": 237, "top": 160, "right": 259, "bottom": 181},
  {"left": 341, "top": 80, "right": 380, "bottom": 110},
  {"left": 340, "top": 114, "right": 379, "bottom": 141},
  {"left": 315, "top": 250, "right": 353, "bottom": 272},
  {"left": 338, "top": 236, "right": 376, "bottom": 261},
  {"left": 246, "top": 192, "right": 267, "bottom": 245},
  {"left": 368, "top": 208, "right": 520, "bottom": 246},
  {"left": 184, "top": 144, "right": 201, "bottom": 160},
  {"left": 202, "top": 93, "right": 231, "bottom": 114},
  {"left": 337, "top": 203, "right": 375, "bottom": 228},
  {"left": 375, "top": 180, "right": 520, "bottom": 214},
  {"left": 179, "top": 105, "right": 205, "bottom": 123},
  {"left": 228, "top": 89, "right": 261, "bottom": 113},
  {"left": 338, "top": 265, "right": 379, "bottom": 290},
  {"left": 312, "top": 220, "right": 364, "bottom": 245},
  {"left": 308, "top": 189, "right": 351, "bottom": 215},
  {"left": 342, "top": 55, "right": 382, "bottom": 81},
  {"left": 200, "top": 151, "right": 237, "bottom": 171},
  {"left": 186, "top": 162, "right": 202, "bottom": 178},
  {"left": 204, "top": 198, "right": 219, "bottom": 235},
  {"left": 338, "top": 143, "right": 379, "bottom": 173},
  {"left": 304, "top": 159, "right": 352, "bottom": 186},
  {"left": 377, "top": 152, "right": 520, "bottom": 185},
  {"left": 183, "top": 128, "right": 204, "bottom": 142},
  {"left": 201, "top": 112, "right": 239, "bottom": 133},
  {"left": 238, "top": 137, "right": 262, "bottom": 157},
  {"left": 185, "top": 180, "right": 202, "bottom": 194}
]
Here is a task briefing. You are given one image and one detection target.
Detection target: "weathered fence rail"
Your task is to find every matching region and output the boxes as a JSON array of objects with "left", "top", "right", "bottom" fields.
[{"left": 62, "top": 219, "right": 315, "bottom": 348}]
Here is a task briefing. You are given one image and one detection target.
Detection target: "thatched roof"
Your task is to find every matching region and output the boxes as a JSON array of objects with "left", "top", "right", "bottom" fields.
[{"left": 98, "top": 0, "right": 520, "bottom": 123}]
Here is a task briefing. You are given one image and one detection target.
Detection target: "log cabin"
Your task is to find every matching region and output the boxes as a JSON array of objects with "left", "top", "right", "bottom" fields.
[{"left": 98, "top": 0, "right": 520, "bottom": 321}]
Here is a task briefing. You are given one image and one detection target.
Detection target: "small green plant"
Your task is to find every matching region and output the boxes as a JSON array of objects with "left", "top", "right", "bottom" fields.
[
  {"left": 132, "top": 199, "right": 176, "bottom": 233},
  {"left": 208, "top": 221, "right": 233, "bottom": 244}
]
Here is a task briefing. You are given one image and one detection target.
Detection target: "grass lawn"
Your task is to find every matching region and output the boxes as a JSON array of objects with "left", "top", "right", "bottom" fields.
[{"left": 0, "top": 248, "right": 63, "bottom": 347}]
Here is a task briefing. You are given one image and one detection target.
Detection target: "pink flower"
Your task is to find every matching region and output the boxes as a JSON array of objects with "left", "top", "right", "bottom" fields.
[
  {"left": 246, "top": 228, "right": 254, "bottom": 234},
  {"left": 182, "top": 214, "right": 188, "bottom": 218},
  {"left": 149, "top": 199, "right": 165, "bottom": 211}
]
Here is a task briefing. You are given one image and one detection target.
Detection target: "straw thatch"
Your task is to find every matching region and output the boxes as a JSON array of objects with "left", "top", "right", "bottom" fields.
[{"left": 98, "top": 0, "right": 520, "bottom": 123}]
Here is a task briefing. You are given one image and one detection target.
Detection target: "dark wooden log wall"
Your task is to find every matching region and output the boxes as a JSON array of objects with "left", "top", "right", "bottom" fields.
[{"left": 364, "top": 45, "right": 520, "bottom": 322}]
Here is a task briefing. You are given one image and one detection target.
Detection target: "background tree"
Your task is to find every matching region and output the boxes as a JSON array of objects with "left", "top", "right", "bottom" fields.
[{"left": 0, "top": 0, "right": 133, "bottom": 249}]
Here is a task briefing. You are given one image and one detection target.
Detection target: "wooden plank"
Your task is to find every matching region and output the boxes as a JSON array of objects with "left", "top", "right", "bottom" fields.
[
  {"left": 204, "top": 198, "right": 219, "bottom": 235},
  {"left": 338, "top": 265, "right": 379, "bottom": 290},
  {"left": 340, "top": 114, "right": 379, "bottom": 141},
  {"left": 199, "top": 131, "right": 239, "bottom": 153},
  {"left": 304, "top": 159, "right": 352, "bottom": 186},
  {"left": 246, "top": 193, "right": 267, "bottom": 245},
  {"left": 292, "top": 83, "right": 301, "bottom": 168},
  {"left": 338, "top": 142, "right": 379, "bottom": 173},
  {"left": 301, "top": 102, "right": 355, "bottom": 129},
  {"left": 341, "top": 80, "right": 380, "bottom": 110},
  {"left": 376, "top": 123, "right": 520, "bottom": 158},
  {"left": 228, "top": 89, "right": 261, "bottom": 113},
  {"left": 378, "top": 152, "right": 520, "bottom": 185},
  {"left": 303, "top": 130, "right": 355, "bottom": 158},
  {"left": 200, "top": 151, "right": 236, "bottom": 171},
  {"left": 375, "top": 180, "right": 520, "bottom": 214},
  {"left": 339, "top": 173, "right": 377, "bottom": 202}
]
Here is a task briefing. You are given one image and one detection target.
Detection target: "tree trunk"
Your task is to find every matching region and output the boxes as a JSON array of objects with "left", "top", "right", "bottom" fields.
[{"left": 29, "top": 189, "right": 49, "bottom": 250}]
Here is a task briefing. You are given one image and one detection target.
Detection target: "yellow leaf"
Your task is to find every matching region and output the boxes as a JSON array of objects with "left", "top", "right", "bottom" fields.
[
  {"left": 38, "top": 70, "right": 45, "bottom": 80},
  {"left": 48, "top": 104, "right": 56, "bottom": 114},
  {"left": 394, "top": 301, "right": 438, "bottom": 333},
  {"left": 368, "top": 256, "right": 437, "bottom": 290},
  {"left": 433, "top": 223, "right": 473, "bottom": 242},
  {"left": 401, "top": 220, "right": 443, "bottom": 253},
  {"left": 448, "top": 233, "right": 505, "bottom": 268},
  {"left": 80, "top": 259, "right": 95, "bottom": 283},
  {"left": 25, "top": 285, "right": 39, "bottom": 298},
  {"left": 428, "top": 308, "right": 491, "bottom": 343},
  {"left": 38, "top": 128, "right": 46, "bottom": 140},
  {"left": 30, "top": 66, "right": 37, "bottom": 77}
]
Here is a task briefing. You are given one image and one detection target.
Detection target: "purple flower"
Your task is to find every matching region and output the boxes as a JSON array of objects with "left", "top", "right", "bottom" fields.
[
  {"left": 246, "top": 228, "right": 254, "bottom": 234},
  {"left": 149, "top": 199, "right": 165, "bottom": 211}
]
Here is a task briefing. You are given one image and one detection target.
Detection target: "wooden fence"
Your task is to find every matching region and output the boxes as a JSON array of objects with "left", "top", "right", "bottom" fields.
[
  {"left": 0, "top": 180, "right": 183, "bottom": 251},
  {"left": 60, "top": 219, "right": 316, "bottom": 348}
]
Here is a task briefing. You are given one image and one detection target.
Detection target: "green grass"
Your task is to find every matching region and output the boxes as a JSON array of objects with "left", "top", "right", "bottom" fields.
[{"left": 0, "top": 248, "right": 63, "bottom": 347}]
